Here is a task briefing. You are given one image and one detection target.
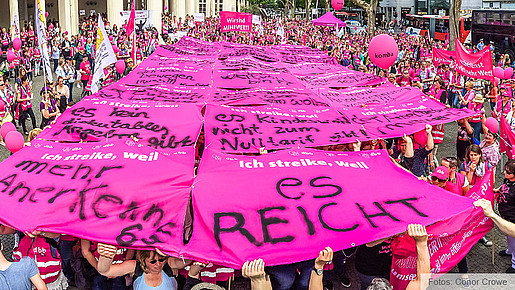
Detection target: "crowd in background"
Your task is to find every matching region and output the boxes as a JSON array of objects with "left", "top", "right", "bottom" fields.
[{"left": 0, "top": 11, "right": 515, "bottom": 290}]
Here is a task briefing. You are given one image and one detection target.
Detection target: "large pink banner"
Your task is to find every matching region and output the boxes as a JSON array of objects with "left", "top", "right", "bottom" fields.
[
  {"left": 213, "top": 69, "right": 305, "bottom": 89},
  {"left": 318, "top": 86, "right": 424, "bottom": 110},
  {"left": 220, "top": 11, "right": 252, "bottom": 32},
  {"left": 390, "top": 170, "right": 494, "bottom": 289},
  {"left": 342, "top": 99, "right": 475, "bottom": 142},
  {"left": 455, "top": 39, "right": 494, "bottom": 81},
  {"left": 205, "top": 101, "right": 475, "bottom": 153},
  {"left": 97, "top": 84, "right": 209, "bottom": 104},
  {"left": 204, "top": 104, "right": 361, "bottom": 152},
  {"left": 0, "top": 140, "right": 195, "bottom": 255},
  {"left": 183, "top": 148, "right": 474, "bottom": 268},
  {"left": 37, "top": 98, "right": 203, "bottom": 150},
  {"left": 298, "top": 70, "right": 384, "bottom": 89},
  {"left": 208, "top": 88, "right": 331, "bottom": 108}
]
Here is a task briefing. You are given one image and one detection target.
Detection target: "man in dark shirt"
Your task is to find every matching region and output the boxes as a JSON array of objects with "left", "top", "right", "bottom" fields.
[
  {"left": 392, "top": 125, "right": 433, "bottom": 177},
  {"left": 497, "top": 159, "right": 515, "bottom": 273}
]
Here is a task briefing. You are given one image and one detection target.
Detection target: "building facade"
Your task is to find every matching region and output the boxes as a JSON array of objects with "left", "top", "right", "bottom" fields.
[{"left": 2, "top": 0, "right": 243, "bottom": 35}]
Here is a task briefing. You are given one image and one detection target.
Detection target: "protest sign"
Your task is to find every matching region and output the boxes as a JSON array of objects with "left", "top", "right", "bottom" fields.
[
  {"left": 120, "top": 10, "right": 154, "bottom": 31},
  {"left": 342, "top": 99, "right": 475, "bottom": 141},
  {"left": 390, "top": 170, "right": 494, "bottom": 289},
  {"left": 208, "top": 88, "right": 331, "bottom": 108},
  {"left": 454, "top": 39, "right": 494, "bottom": 81},
  {"left": 220, "top": 11, "right": 252, "bottom": 32},
  {"left": 500, "top": 115, "right": 515, "bottom": 159},
  {"left": 213, "top": 70, "right": 304, "bottom": 89},
  {"left": 204, "top": 105, "right": 362, "bottom": 152},
  {"left": 298, "top": 70, "right": 384, "bottom": 88},
  {"left": 183, "top": 148, "right": 474, "bottom": 268},
  {"left": 123, "top": 66, "right": 212, "bottom": 88},
  {"left": 0, "top": 140, "right": 195, "bottom": 255},
  {"left": 318, "top": 86, "right": 424, "bottom": 110},
  {"left": 432, "top": 48, "right": 456, "bottom": 67},
  {"left": 194, "top": 13, "right": 205, "bottom": 22},
  {"left": 36, "top": 98, "right": 202, "bottom": 150},
  {"left": 97, "top": 84, "right": 209, "bottom": 104}
]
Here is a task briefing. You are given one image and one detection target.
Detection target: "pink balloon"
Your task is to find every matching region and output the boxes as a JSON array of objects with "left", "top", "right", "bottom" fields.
[
  {"left": 5, "top": 130, "right": 24, "bottom": 153},
  {"left": 494, "top": 67, "right": 504, "bottom": 79},
  {"left": 485, "top": 117, "right": 499, "bottom": 134},
  {"left": 9, "top": 63, "right": 15, "bottom": 69},
  {"left": 354, "top": 26, "right": 357, "bottom": 31},
  {"left": 115, "top": 59, "right": 126, "bottom": 74},
  {"left": 368, "top": 34, "right": 399, "bottom": 70},
  {"left": 13, "top": 38, "right": 21, "bottom": 51},
  {"left": 49, "top": 24, "right": 54, "bottom": 29},
  {"left": 0, "top": 102, "right": 4, "bottom": 112},
  {"left": 6, "top": 50, "right": 15, "bottom": 62},
  {"left": 65, "top": 31, "right": 68, "bottom": 35},
  {"left": 505, "top": 67, "right": 514, "bottom": 79},
  {"left": 413, "top": 130, "right": 427, "bottom": 149},
  {"left": 1, "top": 122, "right": 16, "bottom": 139},
  {"left": 45, "top": 12, "right": 48, "bottom": 18},
  {"left": 109, "top": 35, "right": 114, "bottom": 41},
  {"left": 164, "top": 5, "right": 168, "bottom": 10},
  {"left": 331, "top": 0, "right": 344, "bottom": 11}
]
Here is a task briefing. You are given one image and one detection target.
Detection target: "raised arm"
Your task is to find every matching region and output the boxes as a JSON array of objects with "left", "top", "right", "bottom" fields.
[
  {"left": 474, "top": 199, "right": 515, "bottom": 237},
  {"left": 406, "top": 224, "right": 430, "bottom": 290},
  {"left": 96, "top": 243, "right": 136, "bottom": 277},
  {"left": 242, "top": 259, "right": 272, "bottom": 290},
  {"left": 309, "top": 247, "right": 333, "bottom": 290}
]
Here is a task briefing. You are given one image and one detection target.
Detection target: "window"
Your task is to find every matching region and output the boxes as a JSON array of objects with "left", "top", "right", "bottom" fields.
[{"left": 199, "top": 0, "right": 207, "bottom": 14}]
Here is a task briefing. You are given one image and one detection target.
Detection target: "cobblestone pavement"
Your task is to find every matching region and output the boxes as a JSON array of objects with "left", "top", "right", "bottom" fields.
[{"left": 0, "top": 74, "right": 513, "bottom": 289}]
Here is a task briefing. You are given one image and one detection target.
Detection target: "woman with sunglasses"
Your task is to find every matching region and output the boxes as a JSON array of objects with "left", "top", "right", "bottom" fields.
[{"left": 96, "top": 243, "right": 190, "bottom": 289}]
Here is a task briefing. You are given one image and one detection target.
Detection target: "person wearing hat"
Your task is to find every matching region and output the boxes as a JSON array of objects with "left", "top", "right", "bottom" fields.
[
  {"left": 493, "top": 91, "right": 512, "bottom": 120},
  {"left": 480, "top": 129, "right": 501, "bottom": 170},
  {"left": 39, "top": 86, "right": 59, "bottom": 129},
  {"left": 124, "top": 58, "right": 134, "bottom": 76},
  {"left": 477, "top": 39, "right": 485, "bottom": 51}
]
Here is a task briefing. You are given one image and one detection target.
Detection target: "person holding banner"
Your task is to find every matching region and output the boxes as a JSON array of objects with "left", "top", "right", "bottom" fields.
[
  {"left": 96, "top": 243, "right": 191, "bottom": 289},
  {"left": 495, "top": 159, "right": 515, "bottom": 273}
]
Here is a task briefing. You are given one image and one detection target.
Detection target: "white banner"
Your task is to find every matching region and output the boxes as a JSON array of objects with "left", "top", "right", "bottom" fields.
[
  {"left": 120, "top": 10, "right": 154, "bottom": 31},
  {"left": 11, "top": 13, "right": 20, "bottom": 38},
  {"left": 194, "top": 13, "right": 205, "bottom": 22},
  {"left": 252, "top": 15, "right": 262, "bottom": 25},
  {"left": 91, "top": 15, "right": 117, "bottom": 94},
  {"left": 35, "top": 0, "right": 52, "bottom": 82}
]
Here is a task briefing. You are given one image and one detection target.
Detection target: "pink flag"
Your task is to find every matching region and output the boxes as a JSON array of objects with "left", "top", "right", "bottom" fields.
[
  {"left": 390, "top": 170, "right": 494, "bottom": 289},
  {"left": 182, "top": 148, "right": 474, "bottom": 268},
  {"left": 432, "top": 47, "right": 456, "bottom": 67},
  {"left": 0, "top": 140, "right": 195, "bottom": 255},
  {"left": 36, "top": 98, "right": 203, "bottom": 150},
  {"left": 126, "top": 0, "right": 136, "bottom": 37},
  {"left": 220, "top": 11, "right": 252, "bottom": 33},
  {"left": 500, "top": 115, "right": 515, "bottom": 159},
  {"left": 454, "top": 38, "right": 494, "bottom": 81}
]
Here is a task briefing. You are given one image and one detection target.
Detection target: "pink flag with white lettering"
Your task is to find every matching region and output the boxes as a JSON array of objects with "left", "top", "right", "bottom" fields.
[
  {"left": 390, "top": 170, "right": 494, "bottom": 289},
  {"left": 455, "top": 39, "right": 494, "bottom": 81},
  {"left": 182, "top": 148, "right": 474, "bottom": 268},
  {"left": 37, "top": 98, "right": 203, "bottom": 150},
  {"left": 220, "top": 11, "right": 252, "bottom": 32},
  {"left": 0, "top": 140, "right": 194, "bottom": 255}
]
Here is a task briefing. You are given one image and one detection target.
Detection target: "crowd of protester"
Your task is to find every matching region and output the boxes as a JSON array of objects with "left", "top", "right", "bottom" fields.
[{"left": 0, "top": 10, "right": 515, "bottom": 290}]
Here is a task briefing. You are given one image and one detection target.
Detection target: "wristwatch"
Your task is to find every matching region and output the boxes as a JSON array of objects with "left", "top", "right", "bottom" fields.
[{"left": 313, "top": 267, "right": 323, "bottom": 276}]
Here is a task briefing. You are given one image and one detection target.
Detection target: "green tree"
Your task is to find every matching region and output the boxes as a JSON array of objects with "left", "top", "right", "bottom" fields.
[{"left": 347, "top": 0, "right": 379, "bottom": 35}]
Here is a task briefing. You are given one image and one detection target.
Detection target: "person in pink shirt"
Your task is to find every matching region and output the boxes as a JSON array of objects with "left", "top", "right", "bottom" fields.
[{"left": 79, "top": 54, "right": 91, "bottom": 98}]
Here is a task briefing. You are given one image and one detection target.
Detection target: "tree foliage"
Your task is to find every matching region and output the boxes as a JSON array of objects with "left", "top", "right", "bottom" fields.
[{"left": 449, "top": 0, "right": 462, "bottom": 51}]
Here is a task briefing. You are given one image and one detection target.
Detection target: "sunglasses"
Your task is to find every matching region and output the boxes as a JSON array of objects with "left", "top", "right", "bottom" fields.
[
  {"left": 431, "top": 176, "right": 447, "bottom": 183},
  {"left": 148, "top": 257, "right": 167, "bottom": 264}
]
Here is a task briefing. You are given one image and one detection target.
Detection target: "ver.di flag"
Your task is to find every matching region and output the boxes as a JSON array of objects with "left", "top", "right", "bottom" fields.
[
  {"left": 35, "top": 0, "right": 52, "bottom": 82},
  {"left": 91, "top": 15, "right": 117, "bottom": 93}
]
